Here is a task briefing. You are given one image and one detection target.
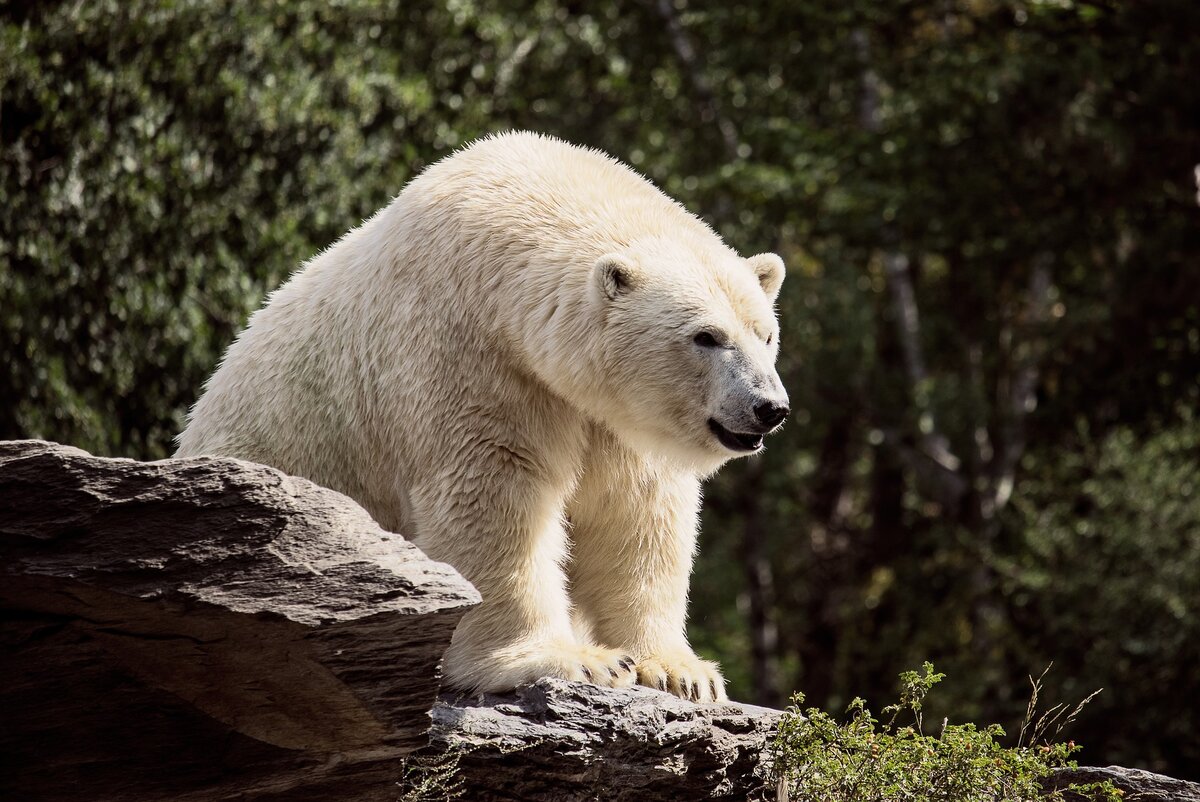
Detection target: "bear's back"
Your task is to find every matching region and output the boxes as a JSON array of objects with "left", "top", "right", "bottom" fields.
[{"left": 399, "top": 131, "right": 719, "bottom": 269}]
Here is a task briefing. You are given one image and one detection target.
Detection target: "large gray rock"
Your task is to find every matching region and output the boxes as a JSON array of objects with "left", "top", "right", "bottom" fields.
[
  {"left": 431, "top": 677, "right": 781, "bottom": 801},
  {"left": 1049, "top": 766, "right": 1200, "bottom": 801},
  {"left": 0, "top": 440, "right": 479, "bottom": 801}
]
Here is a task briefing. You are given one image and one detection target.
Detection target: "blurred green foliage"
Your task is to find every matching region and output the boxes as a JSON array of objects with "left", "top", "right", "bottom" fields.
[{"left": 3, "top": 0, "right": 1198, "bottom": 779}]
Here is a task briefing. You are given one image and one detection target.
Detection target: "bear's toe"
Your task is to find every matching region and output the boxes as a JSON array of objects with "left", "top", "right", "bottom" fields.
[
  {"left": 533, "top": 642, "right": 638, "bottom": 689},
  {"left": 636, "top": 651, "right": 727, "bottom": 703}
]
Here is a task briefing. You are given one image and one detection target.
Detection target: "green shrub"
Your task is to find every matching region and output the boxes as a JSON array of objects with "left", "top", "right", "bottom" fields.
[{"left": 770, "top": 664, "right": 1119, "bottom": 802}]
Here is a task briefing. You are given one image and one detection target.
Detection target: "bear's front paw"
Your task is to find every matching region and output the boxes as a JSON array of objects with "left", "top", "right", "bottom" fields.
[
  {"left": 472, "top": 640, "right": 638, "bottom": 692},
  {"left": 636, "top": 649, "right": 727, "bottom": 703}
]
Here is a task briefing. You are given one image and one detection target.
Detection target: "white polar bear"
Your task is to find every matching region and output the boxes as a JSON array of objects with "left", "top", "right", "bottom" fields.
[{"left": 176, "top": 131, "right": 789, "bottom": 702}]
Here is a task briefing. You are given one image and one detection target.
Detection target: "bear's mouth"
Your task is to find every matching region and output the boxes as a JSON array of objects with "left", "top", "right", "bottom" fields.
[{"left": 707, "top": 419, "right": 765, "bottom": 452}]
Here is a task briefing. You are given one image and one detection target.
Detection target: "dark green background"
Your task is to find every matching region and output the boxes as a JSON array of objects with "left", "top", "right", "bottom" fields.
[{"left": 4, "top": 0, "right": 1198, "bottom": 779}]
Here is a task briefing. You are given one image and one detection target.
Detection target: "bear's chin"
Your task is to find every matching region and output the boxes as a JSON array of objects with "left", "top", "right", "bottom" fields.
[{"left": 606, "top": 421, "right": 732, "bottom": 474}]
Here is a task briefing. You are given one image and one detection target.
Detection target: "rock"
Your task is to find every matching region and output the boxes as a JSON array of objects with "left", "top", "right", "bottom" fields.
[
  {"left": 430, "top": 677, "right": 781, "bottom": 801},
  {"left": 0, "top": 440, "right": 479, "bottom": 801},
  {"left": 1049, "top": 765, "right": 1200, "bottom": 801},
  {"left": 3, "top": 440, "right": 1196, "bottom": 802}
]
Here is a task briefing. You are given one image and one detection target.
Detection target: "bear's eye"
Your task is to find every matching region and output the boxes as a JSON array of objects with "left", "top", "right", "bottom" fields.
[
  {"left": 693, "top": 331, "right": 721, "bottom": 348},
  {"left": 766, "top": 333, "right": 774, "bottom": 346}
]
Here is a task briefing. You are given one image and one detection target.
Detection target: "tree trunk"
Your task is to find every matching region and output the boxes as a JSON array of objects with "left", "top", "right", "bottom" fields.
[
  {"left": 796, "top": 410, "right": 856, "bottom": 708},
  {"left": 737, "top": 457, "right": 782, "bottom": 707}
]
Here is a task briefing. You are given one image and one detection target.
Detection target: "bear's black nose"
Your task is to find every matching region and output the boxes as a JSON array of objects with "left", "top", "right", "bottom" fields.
[{"left": 754, "top": 401, "right": 789, "bottom": 428}]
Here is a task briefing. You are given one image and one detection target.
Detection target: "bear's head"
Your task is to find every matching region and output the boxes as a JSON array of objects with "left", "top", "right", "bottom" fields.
[{"left": 588, "top": 235, "right": 789, "bottom": 473}]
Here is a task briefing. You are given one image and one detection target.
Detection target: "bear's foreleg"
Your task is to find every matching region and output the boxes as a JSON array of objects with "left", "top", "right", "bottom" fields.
[
  {"left": 410, "top": 437, "right": 638, "bottom": 695},
  {"left": 568, "top": 440, "right": 728, "bottom": 703}
]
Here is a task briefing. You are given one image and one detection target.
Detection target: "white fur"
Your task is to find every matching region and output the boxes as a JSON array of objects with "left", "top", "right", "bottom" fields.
[{"left": 176, "top": 131, "right": 787, "bottom": 702}]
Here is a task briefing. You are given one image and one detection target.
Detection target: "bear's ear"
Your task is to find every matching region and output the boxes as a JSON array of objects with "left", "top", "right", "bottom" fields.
[
  {"left": 746, "top": 252, "right": 785, "bottom": 301},
  {"left": 594, "top": 253, "right": 641, "bottom": 301}
]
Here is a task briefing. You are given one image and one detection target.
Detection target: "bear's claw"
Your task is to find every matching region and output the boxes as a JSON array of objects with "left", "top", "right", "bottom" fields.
[
  {"left": 457, "top": 640, "right": 638, "bottom": 692},
  {"left": 635, "top": 650, "right": 727, "bottom": 703}
]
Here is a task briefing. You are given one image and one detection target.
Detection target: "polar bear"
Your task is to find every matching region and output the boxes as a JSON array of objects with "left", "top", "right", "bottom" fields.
[{"left": 176, "top": 131, "right": 788, "bottom": 702}]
